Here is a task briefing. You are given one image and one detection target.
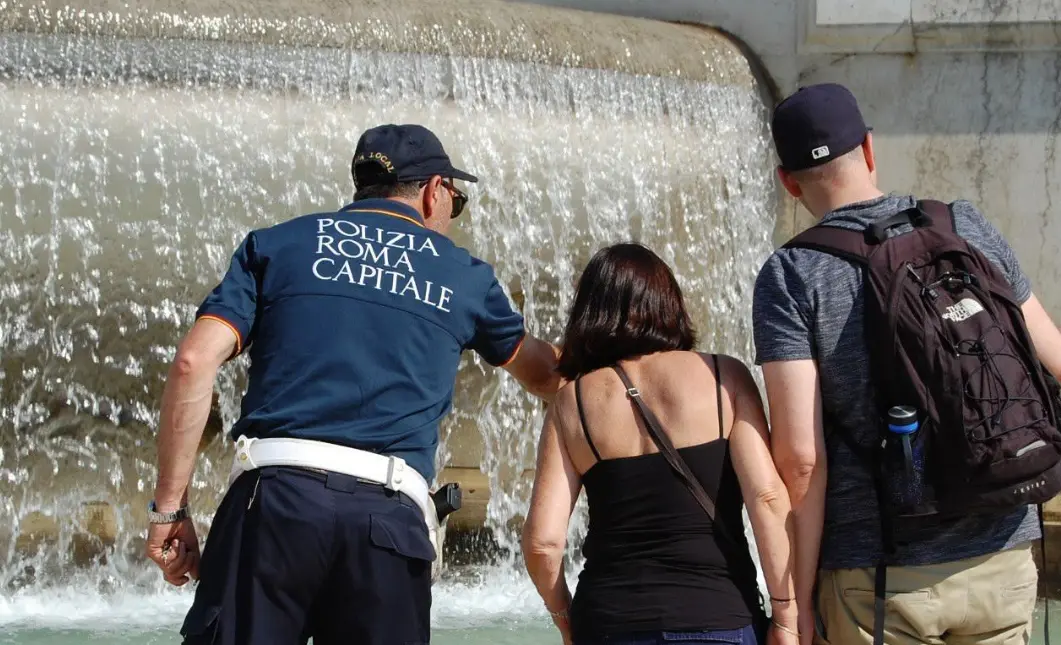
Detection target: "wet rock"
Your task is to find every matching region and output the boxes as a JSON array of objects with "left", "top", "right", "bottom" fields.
[
  {"left": 15, "top": 511, "right": 59, "bottom": 554},
  {"left": 81, "top": 501, "right": 118, "bottom": 546},
  {"left": 71, "top": 501, "right": 118, "bottom": 566},
  {"left": 6, "top": 566, "right": 38, "bottom": 592}
]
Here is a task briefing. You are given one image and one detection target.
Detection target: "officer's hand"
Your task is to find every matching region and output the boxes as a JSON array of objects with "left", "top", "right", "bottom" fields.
[{"left": 146, "top": 518, "right": 201, "bottom": 586}]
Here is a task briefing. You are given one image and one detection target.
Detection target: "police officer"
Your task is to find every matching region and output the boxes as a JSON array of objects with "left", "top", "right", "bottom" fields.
[{"left": 145, "top": 124, "right": 563, "bottom": 645}]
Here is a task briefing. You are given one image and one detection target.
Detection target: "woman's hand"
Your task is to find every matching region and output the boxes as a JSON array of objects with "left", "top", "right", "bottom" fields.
[
  {"left": 768, "top": 603, "right": 801, "bottom": 645},
  {"left": 552, "top": 612, "right": 573, "bottom": 645},
  {"left": 768, "top": 615, "right": 797, "bottom": 645},
  {"left": 768, "top": 621, "right": 800, "bottom": 645}
]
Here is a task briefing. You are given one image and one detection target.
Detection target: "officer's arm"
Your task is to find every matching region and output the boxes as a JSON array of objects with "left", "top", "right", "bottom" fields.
[
  {"left": 1023, "top": 294, "right": 1061, "bottom": 381},
  {"left": 762, "top": 359, "right": 826, "bottom": 640},
  {"left": 502, "top": 335, "right": 564, "bottom": 402},
  {"left": 153, "top": 318, "right": 238, "bottom": 512}
]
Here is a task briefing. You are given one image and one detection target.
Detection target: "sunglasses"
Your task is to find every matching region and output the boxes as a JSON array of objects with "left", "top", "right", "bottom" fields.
[{"left": 420, "top": 179, "right": 469, "bottom": 219}]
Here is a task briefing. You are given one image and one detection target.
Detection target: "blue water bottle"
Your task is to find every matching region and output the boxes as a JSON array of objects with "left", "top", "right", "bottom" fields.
[{"left": 887, "top": 406, "right": 922, "bottom": 508}]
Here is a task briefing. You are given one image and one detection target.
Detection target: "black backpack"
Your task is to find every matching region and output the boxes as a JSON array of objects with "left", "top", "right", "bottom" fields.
[{"left": 783, "top": 199, "right": 1061, "bottom": 645}]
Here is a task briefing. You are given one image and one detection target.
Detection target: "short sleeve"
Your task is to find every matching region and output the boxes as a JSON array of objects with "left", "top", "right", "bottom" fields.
[
  {"left": 468, "top": 273, "right": 526, "bottom": 367},
  {"left": 752, "top": 252, "right": 814, "bottom": 365},
  {"left": 952, "top": 200, "right": 1032, "bottom": 304},
  {"left": 196, "top": 232, "right": 260, "bottom": 355}
]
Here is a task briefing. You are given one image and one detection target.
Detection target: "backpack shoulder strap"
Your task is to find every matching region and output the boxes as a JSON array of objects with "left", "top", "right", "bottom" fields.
[
  {"left": 916, "top": 199, "right": 958, "bottom": 235},
  {"left": 785, "top": 200, "right": 958, "bottom": 261},
  {"left": 782, "top": 223, "right": 872, "bottom": 264}
]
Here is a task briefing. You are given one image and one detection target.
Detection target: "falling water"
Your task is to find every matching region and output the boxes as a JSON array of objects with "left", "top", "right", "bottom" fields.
[{"left": 0, "top": 0, "right": 779, "bottom": 638}]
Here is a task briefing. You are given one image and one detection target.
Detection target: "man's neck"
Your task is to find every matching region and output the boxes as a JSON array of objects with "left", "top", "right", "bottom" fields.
[
  {"left": 388, "top": 196, "right": 423, "bottom": 215},
  {"left": 808, "top": 186, "right": 885, "bottom": 219}
]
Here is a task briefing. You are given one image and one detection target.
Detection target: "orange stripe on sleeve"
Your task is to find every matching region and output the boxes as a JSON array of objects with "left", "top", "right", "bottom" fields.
[
  {"left": 499, "top": 334, "right": 527, "bottom": 368},
  {"left": 198, "top": 314, "right": 243, "bottom": 355}
]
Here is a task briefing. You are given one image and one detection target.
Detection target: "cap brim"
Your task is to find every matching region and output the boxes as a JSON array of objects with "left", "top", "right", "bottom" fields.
[{"left": 449, "top": 168, "right": 478, "bottom": 183}]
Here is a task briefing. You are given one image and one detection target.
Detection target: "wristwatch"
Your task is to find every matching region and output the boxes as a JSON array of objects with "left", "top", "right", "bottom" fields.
[{"left": 148, "top": 501, "right": 190, "bottom": 524}]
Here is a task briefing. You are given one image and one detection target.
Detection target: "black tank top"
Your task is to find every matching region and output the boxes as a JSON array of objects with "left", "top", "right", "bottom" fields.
[{"left": 569, "top": 357, "right": 762, "bottom": 639}]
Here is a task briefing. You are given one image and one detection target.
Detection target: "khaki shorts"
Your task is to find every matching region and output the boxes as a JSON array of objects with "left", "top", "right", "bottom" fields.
[{"left": 815, "top": 544, "right": 1038, "bottom": 645}]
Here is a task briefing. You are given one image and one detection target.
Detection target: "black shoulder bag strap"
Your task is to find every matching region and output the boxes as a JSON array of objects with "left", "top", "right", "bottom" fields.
[{"left": 611, "top": 363, "right": 742, "bottom": 562}]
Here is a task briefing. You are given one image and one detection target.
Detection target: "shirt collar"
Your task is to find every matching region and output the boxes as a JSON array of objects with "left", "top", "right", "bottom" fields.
[
  {"left": 819, "top": 193, "right": 898, "bottom": 223},
  {"left": 340, "top": 198, "right": 425, "bottom": 227}
]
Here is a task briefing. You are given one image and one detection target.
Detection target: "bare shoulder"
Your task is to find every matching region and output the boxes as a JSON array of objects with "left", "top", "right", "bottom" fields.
[
  {"left": 696, "top": 352, "right": 755, "bottom": 381},
  {"left": 549, "top": 378, "right": 587, "bottom": 436},
  {"left": 700, "top": 352, "right": 759, "bottom": 403},
  {"left": 552, "top": 380, "right": 578, "bottom": 417}
]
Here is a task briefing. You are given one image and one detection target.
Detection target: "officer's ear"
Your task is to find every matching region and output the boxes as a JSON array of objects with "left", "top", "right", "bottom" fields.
[{"left": 421, "top": 175, "right": 444, "bottom": 222}]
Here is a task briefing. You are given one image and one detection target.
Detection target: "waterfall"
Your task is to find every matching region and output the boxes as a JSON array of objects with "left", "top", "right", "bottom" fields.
[{"left": 0, "top": 0, "right": 778, "bottom": 634}]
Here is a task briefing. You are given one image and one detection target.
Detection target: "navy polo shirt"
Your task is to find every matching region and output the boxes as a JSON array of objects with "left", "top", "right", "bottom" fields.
[{"left": 195, "top": 199, "right": 526, "bottom": 481}]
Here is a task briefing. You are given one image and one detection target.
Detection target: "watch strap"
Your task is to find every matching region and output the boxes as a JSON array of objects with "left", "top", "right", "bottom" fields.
[{"left": 148, "top": 501, "right": 190, "bottom": 524}]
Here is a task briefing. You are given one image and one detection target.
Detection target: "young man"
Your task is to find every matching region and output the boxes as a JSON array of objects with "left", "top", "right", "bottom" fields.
[
  {"left": 755, "top": 83, "right": 1061, "bottom": 645},
  {"left": 145, "top": 124, "right": 562, "bottom": 645}
]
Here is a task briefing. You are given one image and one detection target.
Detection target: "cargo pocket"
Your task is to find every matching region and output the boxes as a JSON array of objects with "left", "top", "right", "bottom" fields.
[
  {"left": 369, "top": 511, "right": 436, "bottom": 563},
  {"left": 180, "top": 603, "right": 221, "bottom": 644}
]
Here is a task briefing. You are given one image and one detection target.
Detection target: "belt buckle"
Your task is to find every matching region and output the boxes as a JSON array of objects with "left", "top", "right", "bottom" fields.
[
  {"left": 385, "top": 456, "right": 405, "bottom": 492},
  {"left": 235, "top": 435, "right": 257, "bottom": 470}
]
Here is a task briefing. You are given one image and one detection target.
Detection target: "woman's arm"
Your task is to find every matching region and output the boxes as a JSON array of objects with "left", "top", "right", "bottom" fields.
[
  {"left": 724, "top": 358, "right": 799, "bottom": 639},
  {"left": 522, "top": 404, "right": 583, "bottom": 643}
]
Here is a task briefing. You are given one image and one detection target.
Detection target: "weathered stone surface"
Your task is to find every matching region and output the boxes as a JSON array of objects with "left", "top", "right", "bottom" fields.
[{"left": 15, "top": 512, "right": 59, "bottom": 554}]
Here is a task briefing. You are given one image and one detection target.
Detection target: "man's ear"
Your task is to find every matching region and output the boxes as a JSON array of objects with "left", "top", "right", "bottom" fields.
[
  {"left": 862, "top": 134, "right": 876, "bottom": 174},
  {"left": 421, "top": 175, "right": 443, "bottom": 221},
  {"left": 777, "top": 166, "right": 802, "bottom": 199}
]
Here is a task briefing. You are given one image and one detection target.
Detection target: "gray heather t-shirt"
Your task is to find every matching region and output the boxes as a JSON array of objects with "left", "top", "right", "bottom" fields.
[{"left": 752, "top": 193, "right": 1039, "bottom": 570}]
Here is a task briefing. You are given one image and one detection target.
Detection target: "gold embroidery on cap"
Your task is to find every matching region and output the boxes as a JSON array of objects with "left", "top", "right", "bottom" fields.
[{"left": 354, "top": 152, "right": 395, "bottom": 173}]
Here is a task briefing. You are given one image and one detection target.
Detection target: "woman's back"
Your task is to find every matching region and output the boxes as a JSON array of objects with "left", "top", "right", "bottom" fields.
[
  {"left": 522, "top": 243, "right": 793, "bottom": 645},
  {"left": 557, "top": 351, "right": 760, "bottom": 638}
]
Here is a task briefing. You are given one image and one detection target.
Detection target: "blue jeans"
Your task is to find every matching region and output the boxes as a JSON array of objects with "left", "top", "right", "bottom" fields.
[{"left": 574, "top": 622, "right": 765, "bottom": 645}]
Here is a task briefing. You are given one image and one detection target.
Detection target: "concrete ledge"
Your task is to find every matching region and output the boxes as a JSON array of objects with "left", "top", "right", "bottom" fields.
[{"left": 0, "top": 0, "right": 758, "bottom": 85}]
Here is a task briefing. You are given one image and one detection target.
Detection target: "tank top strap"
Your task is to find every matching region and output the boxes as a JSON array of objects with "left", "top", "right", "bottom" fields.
[
  {"left": 575, "top": 376, "right": 603, "bottom": 462},
  {"left": 713, "top": 354, "right": 725, "bottom": 433}
]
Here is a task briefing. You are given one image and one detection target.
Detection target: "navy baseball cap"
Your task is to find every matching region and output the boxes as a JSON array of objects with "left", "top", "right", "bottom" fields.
[
  {"left": 771, "top": 83, "right": 872, "bottom": 172},
  {"left": 352, "top": 124, "right": 478, "bottom": 188}
]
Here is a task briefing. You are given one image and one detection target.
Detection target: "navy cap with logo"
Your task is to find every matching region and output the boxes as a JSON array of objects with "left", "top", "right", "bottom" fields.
[
  {"left": 770, "top": 83, "right": 872, "bottom": 172},
  {"left": 352, "top": 124, "right": 479, "bottom": 188}
]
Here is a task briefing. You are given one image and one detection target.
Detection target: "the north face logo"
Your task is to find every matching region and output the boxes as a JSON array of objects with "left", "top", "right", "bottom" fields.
[{"left": 942, "top": 297, "right": 985, "bottom": 323}]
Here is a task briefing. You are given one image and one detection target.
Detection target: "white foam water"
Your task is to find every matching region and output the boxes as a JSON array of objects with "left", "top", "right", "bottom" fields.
[{"left": 0, "top": 567, "right": 563, "bottom": 641}]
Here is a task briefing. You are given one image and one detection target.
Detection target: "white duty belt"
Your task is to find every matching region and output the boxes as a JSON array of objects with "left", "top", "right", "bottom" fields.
[{"left": 229, "top": 435, "right": 442, "bottom": 571}]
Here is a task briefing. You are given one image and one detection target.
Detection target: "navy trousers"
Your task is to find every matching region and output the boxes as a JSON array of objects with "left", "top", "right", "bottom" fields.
[{"left": 180, "top": 466, "right": 435, "bottom": 645}]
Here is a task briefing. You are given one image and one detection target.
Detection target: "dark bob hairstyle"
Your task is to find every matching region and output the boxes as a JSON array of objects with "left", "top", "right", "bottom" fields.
[{"left": 557, "top": 242, "right": 697, "bottom": 380}]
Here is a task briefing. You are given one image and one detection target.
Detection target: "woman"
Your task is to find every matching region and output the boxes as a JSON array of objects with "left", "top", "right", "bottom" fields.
[{"left": 522, "top": 243, "right": 798, "bottom": 645}]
